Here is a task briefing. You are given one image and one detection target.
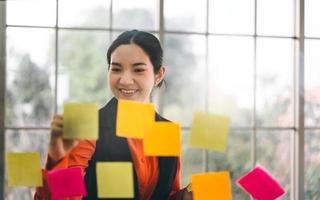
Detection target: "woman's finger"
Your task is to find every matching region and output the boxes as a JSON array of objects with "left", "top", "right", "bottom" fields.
[
  {"left": 51, "top": 121, "right": 63, "bottom": 128},
  {"left": 53, "top": 114, "right": 63, "bottom": 120}
]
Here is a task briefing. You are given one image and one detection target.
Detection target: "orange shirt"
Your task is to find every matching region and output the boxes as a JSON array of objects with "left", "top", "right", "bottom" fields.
[{"left": 35, "top": 139, "right": 181, "bottom": 200}]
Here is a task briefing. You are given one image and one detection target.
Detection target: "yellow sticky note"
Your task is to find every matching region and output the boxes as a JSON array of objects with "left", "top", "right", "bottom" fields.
[
  {"left": 116, "top": 100, "right": 155, "bottom": 139},
  {"left": 190, "top": 112, "right": 230, "bottom": 152},
  {"left": 63, "top": 103, "right": 98, "bottom": 139},
  {"left": 192, "top": 171, "right": 232, "bottom": 200},
  {"left": 6, "top": 152, "right": 43, "bottom": 187},
  {"left": 96, "top": 162, "right": 134, "bottom": 198},
  {"left": 144, "top": 122, "right": 181, "bottom": 156}
]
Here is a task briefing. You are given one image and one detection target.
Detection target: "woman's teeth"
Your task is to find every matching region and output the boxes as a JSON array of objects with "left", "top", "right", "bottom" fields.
[{"left": 120, "top": 89, "right": 136, "bottom": 94}]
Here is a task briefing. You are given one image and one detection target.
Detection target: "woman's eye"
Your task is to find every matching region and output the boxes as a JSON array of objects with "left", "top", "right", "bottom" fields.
[
  {"left": 111, "top": 68, "right": 121, "bottom": 72},
  {"left": 134, "top": 68, "right": 145, "bottom": 73}
]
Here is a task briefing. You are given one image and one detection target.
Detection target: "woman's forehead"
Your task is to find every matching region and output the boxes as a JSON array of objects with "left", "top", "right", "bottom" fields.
[{"left": 111, "top": 44, "right": 151, "bottom": 63}]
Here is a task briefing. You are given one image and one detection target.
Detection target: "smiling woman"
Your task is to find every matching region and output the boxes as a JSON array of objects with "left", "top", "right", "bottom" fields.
[
  {"left": 34, "top": 30, "right": 192, "bottom": 200},
  {"left": 107, "top": 41, "right": 165, "bottom": 103}
]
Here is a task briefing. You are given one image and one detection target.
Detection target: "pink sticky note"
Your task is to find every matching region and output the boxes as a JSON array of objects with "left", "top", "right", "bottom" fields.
[
  {"left": 47, "top": 167, "right": 87, "bottom": 200},
  {"left": 237, "top": 166, "right": 285, "bottom": 200}
]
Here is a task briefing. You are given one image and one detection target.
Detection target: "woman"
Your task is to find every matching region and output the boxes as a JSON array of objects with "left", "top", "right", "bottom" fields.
[{"left": 35, "top": 30, "right": 192, "bottom": 200}]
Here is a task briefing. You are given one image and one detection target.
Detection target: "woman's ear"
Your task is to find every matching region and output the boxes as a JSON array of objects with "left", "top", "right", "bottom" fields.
[{"left": 155, "top": 66, "right": 166, "bottom": 86}]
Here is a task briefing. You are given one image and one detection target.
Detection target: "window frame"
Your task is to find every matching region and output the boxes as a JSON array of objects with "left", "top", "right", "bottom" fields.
[{"left": 0, "top": 0, "right": 310, "bottom": 199}]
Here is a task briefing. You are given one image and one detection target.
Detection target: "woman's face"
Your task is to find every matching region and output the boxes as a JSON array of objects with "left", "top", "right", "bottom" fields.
[{"left": 108, "top": 44, "right": 164, "bottom": 103}]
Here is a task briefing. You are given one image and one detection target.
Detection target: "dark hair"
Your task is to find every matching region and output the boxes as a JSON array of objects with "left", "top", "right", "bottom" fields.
[{"left": 107, "top": 30, "right": 164, "bottom": 87}]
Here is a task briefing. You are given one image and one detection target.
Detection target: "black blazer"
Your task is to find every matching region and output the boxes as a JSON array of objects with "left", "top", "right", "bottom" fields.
[{"left": 83, "top": 98, "right": 178, "bottom": 200}]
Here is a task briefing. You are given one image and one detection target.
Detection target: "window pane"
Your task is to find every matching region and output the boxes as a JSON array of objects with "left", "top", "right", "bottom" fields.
[
  {"left": 6, "top": 0, "right": 56, "bottom": 27},
  {"left": 5, "top": 130, "right": 50, "bottom": 199},
  {"left": 58, "top": 0, "right": 110, "bottom": 28},
  {"left": 162, "top": 34, "right": 206, "bottom": 126},
  {"left": 305, "top": 39, "right": 320, "bottom": 127},
  {"left": 305, "top": 0, "right": 320, "bottom": 37},
  {"left": 5, "top": 130, "right": 50, "bottom": 166},
  {"left": 58, "top": 30, "right": 111, "bottom": 112},
  {"left": 256, "top": 130, "right": 291, "bottom": 199},
  {"left": 209, "top": 0, "right": 254, "bottom": 35},
  {"left": 165, "top": 0, "right": 207, "bottom": 33},
  {"left": 6, "top": 27, "right": 54, "bottom": 126},
  {"left": 256, "top": 38, "right": 294, "bottom": 127},
  {"left": 181, "top": 130, "right": 204, "bottom": 187},
  {"left": 257, "top": 0, "right": 294, "bottom": 36},
  {"left": 111, "top": 31, "right": 159, "bottom": 42},
  {"left": 305, "top": 130, "right": 320, "bottom": 199},
  {"left": 113, "top": 0, "right": 159, "bottom": 30},
  {"left": 208, "top": 131, "right": 251, "bottom": 199},
  {"left": 209, "top": 36, "right": 254, "bottom": 127}
]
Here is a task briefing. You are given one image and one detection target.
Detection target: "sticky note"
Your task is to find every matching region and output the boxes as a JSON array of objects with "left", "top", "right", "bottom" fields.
[
  {"left": 63, "top": 103, "right": 98, "bottom": 139},
  {"left": 96, "top": 162, "right": 134, "bottom": 198},
  {"left": 47, "top": 167, "right": 87, "bottom": 200},
  {"left": 144, "top": 122, "right": 181, "bottom": 156},
  {"left": 237, "top": 166, "right": 285, "bottom": 200},
  {"left": 116, "top": 100, "right": 155, "bottom": 139},
  {"left": 189, "top": 112, "right": 230, "bottom": 152},
  {"left": 192, "top": 171, "right": 232, "bottom": 200},
  {"left": 6, "top": 152, "right": 42, "bottom": 187}
]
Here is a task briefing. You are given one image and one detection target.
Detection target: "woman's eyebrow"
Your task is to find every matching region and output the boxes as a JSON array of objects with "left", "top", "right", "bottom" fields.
[
  {"left": 132, "top": 62, "right": 147, "bottom": 67},
  {"left": 110, "top": 62, "right": 122, "bottom": 67}
]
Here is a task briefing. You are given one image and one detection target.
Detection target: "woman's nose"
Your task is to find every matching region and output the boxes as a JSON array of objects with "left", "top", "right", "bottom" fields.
[{"left": 119, "top": 72, "right": 134, "bottom": 85}]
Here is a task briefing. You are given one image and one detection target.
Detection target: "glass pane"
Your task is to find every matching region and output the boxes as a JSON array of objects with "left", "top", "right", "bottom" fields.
[
  {"left": 305, "top": 0, "right": 320, "bottom": 37},
  {"left": 181, "top": 130, "right": 204, "bottom": 187},
  {"left": 162, "top": 34, "right": 206, "bottom": 126},
  {"left": 113, "top": 0, "right": 159, "bottom": 30},
  {"left": 165, "top": 0, "right": 206, "bottom": 33},
  {"left": 257, "top": 0, "right": 294, "bottom": 36},
  {"left": 208, "top": 131, "right": 251, "bottom": 199},
  {"left": 6, "top": 27, "right": 55, "bottom": 126},
  {"left": 256, "top": 38, "right": 294, "bottom": 127},
  {"left": 6, "top": 0, "right": 56, "bottom": 27},
  {"left": 256, "top": 130, "right": 291, "bottom": 199},
  {"left": 58, "top": 0, "right": 110, "bottom": 28},
  {"left": 209, "top": 0, "right": 254, "bottom": 34},
  {"left": 111, "top": 31, "right": 159, "bottom": 42},
  {"left": 209, "top": 36, "right": 254, "bottom": 127},
  {"left": 5, "top": 130, "right": 50, "bottom": 166},
  {"left": 305, "top": 39, "right": 320, "bottom": 127},
  {"left": 58, "top": 30, "right": 111, "bottom": 112},
  {"left": 5, "top": 130, "right": 50, "bottom": 199},
  {"left": 305, "top": 130, "right": 320, "bottom": 199}
]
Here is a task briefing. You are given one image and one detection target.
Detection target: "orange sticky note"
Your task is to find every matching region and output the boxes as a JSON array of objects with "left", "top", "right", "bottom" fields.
[
  {"left": 192, "top": 171, "right": 232, "bottom": 200},
  {"left": 6, "top": 152, "right": 43, "bottom": 187},
  {"left": 63, "top": 103, "right": 98, "bottom": 139},
  {"left": 116, "top": 100, "right": 155, "bottom": 139},
  {"left": 190, "top": 112, "right": 230, "bottom": 152},
  {"left": 144, "top": 122, "right": 181, "bottom": 156}
]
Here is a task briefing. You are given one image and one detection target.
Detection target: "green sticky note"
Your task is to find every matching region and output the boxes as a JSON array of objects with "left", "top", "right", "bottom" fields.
[
  {"left": 190, "top": 112, "right": 230, "bottom": 152},
  {"left": 96, "top": 162, "right": 134, "bottom": 198},
  {"left": 63, "top": 103, "right": 98, "bottom": 139},
  {"left": 6, "top": 152, "right": 43, "bottom": 187}
]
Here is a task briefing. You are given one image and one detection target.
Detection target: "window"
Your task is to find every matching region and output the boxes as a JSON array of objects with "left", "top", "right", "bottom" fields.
[{"left": 1, "top": 0, "right": 314, "bottom": 199}]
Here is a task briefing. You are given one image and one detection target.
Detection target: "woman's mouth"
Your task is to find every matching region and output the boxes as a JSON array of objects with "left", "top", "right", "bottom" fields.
[{"left": 119, "top": 88, "right": 138, "bottom": 96}]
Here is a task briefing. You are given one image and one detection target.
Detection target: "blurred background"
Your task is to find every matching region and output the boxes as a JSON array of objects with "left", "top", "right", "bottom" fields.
[{"left": 0, "top": 0, "right": 319, "bottom": 199}]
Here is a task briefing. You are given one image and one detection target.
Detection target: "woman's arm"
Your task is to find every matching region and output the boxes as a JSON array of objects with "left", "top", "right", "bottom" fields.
[{"left": 34, "top": 140, "right": 96, "bottom": 200}]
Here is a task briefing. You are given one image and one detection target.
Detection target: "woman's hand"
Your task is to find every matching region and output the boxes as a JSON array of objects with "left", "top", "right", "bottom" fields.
[
  {"left": 182, "top": 188, "right": 193, "bottom": 200},
  {"left": 48, "top": 114, "right": 79, "bottom": 162}
]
